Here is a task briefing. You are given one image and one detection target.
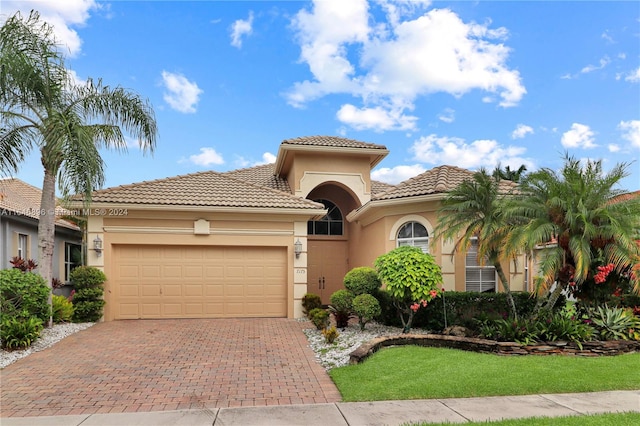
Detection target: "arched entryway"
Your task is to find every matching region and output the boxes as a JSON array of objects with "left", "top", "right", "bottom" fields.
[{"left": 306, "top": 183, "right": 360, "bottom": 304}]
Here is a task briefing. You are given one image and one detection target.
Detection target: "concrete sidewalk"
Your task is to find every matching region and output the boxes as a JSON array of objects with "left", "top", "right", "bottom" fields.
[{"left": 2, "top": 390, "right": 638, "bottom": 426}]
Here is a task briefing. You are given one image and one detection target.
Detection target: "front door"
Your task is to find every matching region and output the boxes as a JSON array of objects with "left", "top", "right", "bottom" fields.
[{"left": 307, "top": 240, "right": 349, "bottom": 304}]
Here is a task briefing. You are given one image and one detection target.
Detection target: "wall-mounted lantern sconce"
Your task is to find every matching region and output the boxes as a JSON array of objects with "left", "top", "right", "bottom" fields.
[
  {"left": 294, "top": 239, "right": 302, "bottom": 259},
  {"left": 93, "top": 236, "right": 103, "bottom": 257}
]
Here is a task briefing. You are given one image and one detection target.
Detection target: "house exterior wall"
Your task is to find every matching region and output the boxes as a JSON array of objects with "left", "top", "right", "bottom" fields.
[
  {"left": 0, "top": 214, "right": 81, "bottom": 280},
  {"left": 347, "top": 201, "right": 528, "bottom": 293},
  {"left": 286, "top": 153, "right": 373, "bottom": 205},
  {"left": 86, "top": 209, "right": 308, "bottom": 321}
]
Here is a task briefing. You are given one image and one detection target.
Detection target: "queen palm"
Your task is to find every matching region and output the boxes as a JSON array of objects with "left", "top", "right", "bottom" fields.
[
  {"left": 1, "top": 11, "right": 157, "bottom": 322},
  {"left": 504, "top": 156, "right": 640, "bottom": 310},
  {"left": 433, "top": 169, "right": 519, "bottom": 319}
]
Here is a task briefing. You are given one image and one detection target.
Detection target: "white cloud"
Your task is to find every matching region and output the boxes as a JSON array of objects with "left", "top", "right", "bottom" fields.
[
  {"left": 511, "top": 124, "right": 534, "bottom": 139},
  {"left": 189, "top": 148, "right": 224, "bottom": 166},
  {"left": 625, "top": 67, "right": 640, "bottom": 83},
  {"left": 619, "top": 120, "right": 640, "bottom": 148},
  {"left": 580, "top": 56, "right": 610, "bottom": 74},
  {"left": 371, "top": 164, "right": 426, "bottom": 184},
  {"left": 261, "top": 152, "right": 277, "bottom": 164},
  {"left": 161, "top": 71, "right": 203, "bottom": 113},
  {"left": 234, "top": 151, "right": 276, "bottom": 168},
  {"left": 608, "top": 144, "right": 620, "bottom": 153},
  {"left": 1, "top": 0, "right": 99, "bottom": 57},
  {"left": 336, "top": 103, "right": 417, "bottom": 131},
  {"left": 410, "top": 134, "right": 534, "bottom": 170},
  {"left": 287, "top": 1, "right": 525, "bottom": 131},
  {"left": 230, "top": 11, "right": 254, "bottom": 48},
  {"left": 437, "top": 108, "right": 455, "bottom": 123},
  {"left": 561, "top": 123, "right": 596, "bottom": 149},
  {"left": 601, "top": 31, "right": 614, "bottom": 44}
]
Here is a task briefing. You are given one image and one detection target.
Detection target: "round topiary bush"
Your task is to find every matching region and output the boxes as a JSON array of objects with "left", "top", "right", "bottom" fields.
[
  {"left": 69, "top": 266, "right": 107, "bottom": 289},
  {"left": 70, "top": 266, "right": 106, "bottom": 322},
  {"left": 309, "top": 308, "right": 329, "bottom": 330},
  {"left": 302, "top": 293, "right": 323, "bottom": 318},
  {"left": 352, "top": 293, "right": 382, "bottom": 330},
  {"left": 330, "top": 289, "right": 354, "bottom": 328},
  {"left": 343, "top": 267, "right": 381, "bottom": 296}
]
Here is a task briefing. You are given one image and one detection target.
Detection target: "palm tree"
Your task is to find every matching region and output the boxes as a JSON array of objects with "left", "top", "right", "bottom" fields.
[
  {"left": 433, "top": 169, "right": 519, "bottom": 319},
  {"left": 504, "top": 155, "right": 640, "bottom": 310},
  {"left": 492, "top": 164, "right": 527, "bottom": 183},
  {"left": 1, "top": 11, "right": 157, "bottom": 323}
]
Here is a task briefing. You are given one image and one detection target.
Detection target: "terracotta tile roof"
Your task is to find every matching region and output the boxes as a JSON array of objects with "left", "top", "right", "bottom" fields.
[
  {"left": 373, "top": 165, "right": 517, "bottom": 200},
  {"left": 610, "top": 190, "right": 640, "bottom": 204},
  {"left": 371, "top": 180, "right": 395, "bottom": 195},
  {"left": 281, "top": 135, "right": 387, "bottom": 150},
  {"left": 0, "top": 178, "right": 80, "bottom": 230},
  {"left": 88, "top": 171, "right": 323, "bottom": 210},
  {"left": 224, "top": 163, "right": 291, "bottom": 193}
]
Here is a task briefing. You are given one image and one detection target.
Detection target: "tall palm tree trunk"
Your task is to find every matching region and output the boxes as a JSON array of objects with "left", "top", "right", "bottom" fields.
[
  {"left": 38, "top": 167, "right": 56, "bottom": 327},
  {"left": 494, "top": 261, "right": 517, "bottom": 319}
]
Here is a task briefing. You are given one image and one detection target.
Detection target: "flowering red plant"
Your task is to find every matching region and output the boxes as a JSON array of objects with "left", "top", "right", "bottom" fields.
[{"left": 594, "top": 263, "right": 615, "bottom": 284}]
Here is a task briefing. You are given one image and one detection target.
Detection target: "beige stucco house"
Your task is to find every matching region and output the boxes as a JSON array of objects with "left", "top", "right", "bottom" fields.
[{"left": 79, "top": 136, "right": 528, "bottom": 321}]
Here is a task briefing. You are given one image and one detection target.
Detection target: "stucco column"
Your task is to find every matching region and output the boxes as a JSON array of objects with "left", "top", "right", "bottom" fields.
[{"left": 293, "top": 221, "right": 308, "bottom": 318}]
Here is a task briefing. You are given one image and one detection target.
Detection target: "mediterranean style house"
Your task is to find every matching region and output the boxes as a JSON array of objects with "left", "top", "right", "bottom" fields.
[
  {"left": 0, "top": 178, "right": 82, "bottom": 283},
  {"left": 78, "top": 136, "right": 529, "bottom": 321}
]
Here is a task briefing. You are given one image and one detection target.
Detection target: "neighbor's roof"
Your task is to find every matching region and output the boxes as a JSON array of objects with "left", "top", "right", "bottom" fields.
[
  {"left": 281, "top": 135, "right": 387, "bottom": 150},
  {"left": 87, "top": 171, "right": 324, "bottom": 210},
  {"left": 0, "top": 178, "right": 80, "bottom": 230},
  {"left": 373, "top": 165, "right": 517, "bottom": 201},
  {"left": 610, "top": 190, "right": 640, "bottom": 204}
]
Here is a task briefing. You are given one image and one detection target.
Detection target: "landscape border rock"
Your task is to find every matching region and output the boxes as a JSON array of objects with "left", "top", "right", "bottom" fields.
[{"left": 349, "top": 334, "right": 640, "bottom": 364}]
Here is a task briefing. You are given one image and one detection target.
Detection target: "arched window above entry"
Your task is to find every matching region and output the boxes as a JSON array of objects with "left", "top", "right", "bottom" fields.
[
  {"left": 307, "top": 199, "right": 343, "bottom": 236},
  {"left": 396, "top": 221, "right": 429, "bottom": 253}
]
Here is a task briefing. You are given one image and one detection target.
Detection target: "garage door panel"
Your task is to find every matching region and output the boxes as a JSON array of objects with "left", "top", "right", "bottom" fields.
[
  {"left": 141, "top": 304, "right": 161, "bottom": 316},
  {"left": 205, "top": 284, "right": 224, "bottom": 296},
  {"left": 113, "top": 245, "right": 286, "bottom": 319},
  {"left": 141, "top": 284, "right": 161, "bottom": 296}
]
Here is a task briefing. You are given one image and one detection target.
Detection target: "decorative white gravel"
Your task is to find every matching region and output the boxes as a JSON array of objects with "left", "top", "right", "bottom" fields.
[
  {"left": 1, "top": 319, "right": 420, "bottom": 371},
  {"left": 303, "top": 321, "right": 428, "bottom": 370},
  {"left": 0, "top": 322, "right": 94, "bottom": 369}
]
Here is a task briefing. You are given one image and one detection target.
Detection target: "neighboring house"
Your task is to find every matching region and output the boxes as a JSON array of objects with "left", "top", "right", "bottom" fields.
[
  {"left": 0, "top": 178, "right": 82, "bottom": 284},
  {"left": 77, "top": 136, "right": 528, "bottom": 321}
]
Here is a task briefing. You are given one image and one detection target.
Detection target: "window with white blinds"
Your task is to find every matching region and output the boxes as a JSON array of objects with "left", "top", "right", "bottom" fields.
[
  {"left": 396, "top": 222, "right": 429, "bottom": 253},
  {"left": 465, "top": 238, "right": 496, "bottom": 292}
]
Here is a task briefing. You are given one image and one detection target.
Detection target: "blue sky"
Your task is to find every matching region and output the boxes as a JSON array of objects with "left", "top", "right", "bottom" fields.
[{"left": 4, "top": 0, "right": 640, "bottom": 191}]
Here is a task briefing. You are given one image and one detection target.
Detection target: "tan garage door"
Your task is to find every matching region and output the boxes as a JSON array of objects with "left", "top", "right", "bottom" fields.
[{"left": 112, "top": 245, "right": 287, "bottom": 319}]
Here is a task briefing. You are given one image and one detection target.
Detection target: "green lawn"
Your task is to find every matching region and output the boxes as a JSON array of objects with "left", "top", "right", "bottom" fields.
[
  {"left": 330, "top": 346, "right": 640, "bottom": 401},
  {"left": 416, "top": 412, "right": 640, "bottom": 426}
]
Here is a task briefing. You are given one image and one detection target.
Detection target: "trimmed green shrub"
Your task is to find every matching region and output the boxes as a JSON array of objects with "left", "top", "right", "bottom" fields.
[
  {"left": 52, "top": 295, "right": 74, "bottom": 323},
  {"left": 309, "top": 308, "right": 329, "bottom": 330},
  {"left": 69, "top": 266, "right": 106, "bottom": 289},
  {"left": 352, "top": 293, "right": 381, "bottom": 330},
  {"left": 376, "top": 291, "right": 539, "bottom": 332},
  {"left": 0, "top": 269, "right": 50, "bottom": 323},
  {"left": 343, "top": 267, "right": 381, "bottom": 296},
  {"left": 1, "top": 316, "right": 43, "bottom": 350},
  {"left": 329, "top": 289, "right": 354, "bottom": 328},
  {"left": 73, "top": 287, "right": 104, "bottom": 302},
  {"left": 70, "top": 266, "right": 106, "bottom": 322},
  {"left": 302, "top": 293, "right": 323, "bottom": 318},
  {"left": 375, "top": 246, "right": 442, "bottom": 333}
]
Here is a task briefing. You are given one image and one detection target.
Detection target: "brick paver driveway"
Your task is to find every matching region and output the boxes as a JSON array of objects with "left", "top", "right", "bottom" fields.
[{"left": 0, "top": 319, "right": 341, "bottom": 417}]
